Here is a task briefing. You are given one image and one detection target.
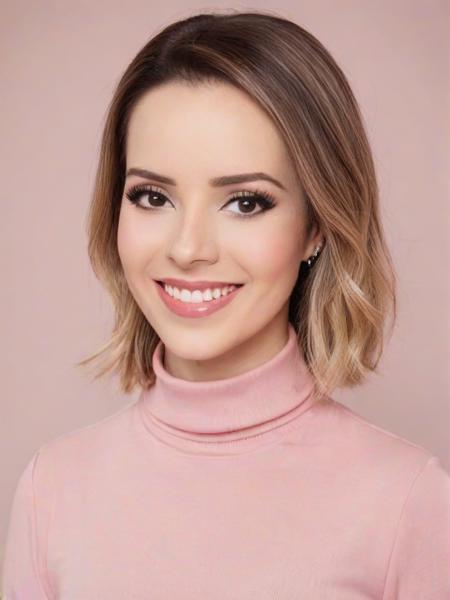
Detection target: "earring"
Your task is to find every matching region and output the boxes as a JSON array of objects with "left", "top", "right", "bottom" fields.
[{"left": 306, "top": 242, "right": 323, "bottom": 268}]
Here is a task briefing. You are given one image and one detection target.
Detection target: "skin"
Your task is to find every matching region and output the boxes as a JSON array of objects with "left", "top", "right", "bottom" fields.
[{"left": 117, "top": 80, "right": 323, "bottom": 382}]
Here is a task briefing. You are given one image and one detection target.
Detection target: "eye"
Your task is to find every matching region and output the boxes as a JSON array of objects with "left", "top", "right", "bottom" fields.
[
  {"left": 224, "top": 189, "right": 276, "bottom": 218},
  {"left": 124, "top": 184, "right": 277, "bottom": 218},
  {"left": 125, "top": 185, "right": 170, "bottom": 209}
]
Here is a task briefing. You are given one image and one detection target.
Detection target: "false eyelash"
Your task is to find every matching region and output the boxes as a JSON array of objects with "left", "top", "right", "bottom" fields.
[{"left": 124, "top": 184, "right": 277, "bottom": 218}]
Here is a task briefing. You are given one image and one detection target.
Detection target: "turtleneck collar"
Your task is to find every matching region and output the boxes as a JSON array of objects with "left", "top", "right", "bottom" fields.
[{"left": 137, "top": 322, "right": 319, "bottom": 456}]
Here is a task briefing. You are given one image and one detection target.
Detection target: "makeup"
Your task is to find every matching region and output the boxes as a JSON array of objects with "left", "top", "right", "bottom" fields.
[{"left": 154, "top": 280, "right": 244, "bottom": 318}]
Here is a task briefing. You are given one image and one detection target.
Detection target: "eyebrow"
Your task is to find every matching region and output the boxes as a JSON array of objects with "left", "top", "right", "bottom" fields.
[{"left": 125, "top": 167, "right": 287, "bottom": 191}]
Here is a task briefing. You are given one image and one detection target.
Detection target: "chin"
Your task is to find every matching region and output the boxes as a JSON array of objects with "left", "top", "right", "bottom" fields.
[{"left": 161, "top": 328, "right": 238, "bottom": 359}]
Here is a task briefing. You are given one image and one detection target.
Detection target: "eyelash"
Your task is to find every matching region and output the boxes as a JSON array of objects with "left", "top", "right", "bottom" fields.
[{"left": 124, "top": 184, "right": 276, "bottom": 219}]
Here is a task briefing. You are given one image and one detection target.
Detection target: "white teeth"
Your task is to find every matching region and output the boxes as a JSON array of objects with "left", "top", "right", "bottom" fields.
[
  {"left": 181, "top": 289, "right": 198, "bottom": 303},
  {"left": 163, "top": 284, "right": 238, "bottom": 303},
  {"left": 193, "top": 290, "right": 205, "bottom": 302}
]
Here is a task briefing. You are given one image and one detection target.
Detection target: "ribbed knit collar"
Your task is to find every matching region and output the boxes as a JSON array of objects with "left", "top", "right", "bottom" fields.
[{"left": 137, "top": 323, "right": 318, "bottom": 456}]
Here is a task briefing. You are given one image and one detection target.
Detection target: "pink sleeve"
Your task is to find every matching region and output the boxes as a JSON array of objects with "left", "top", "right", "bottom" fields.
[
  {"left": 2, "top": 452, "right": 49, "bottom": 599},
  {"left": 382, "top": 455, "right": 450, "bottom": 599}
]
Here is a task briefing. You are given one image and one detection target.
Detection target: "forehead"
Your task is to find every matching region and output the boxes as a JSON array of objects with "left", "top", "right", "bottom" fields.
[{"left": 125, "top": 81, "right": 297, "bottom": 189}]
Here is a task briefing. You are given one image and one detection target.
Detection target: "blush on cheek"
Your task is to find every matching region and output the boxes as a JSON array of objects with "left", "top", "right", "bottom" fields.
[
  {"left": 117, "top": 213, "right": 163, "bottom": 270},
  {"left": 247, "top": 235, "right": 300, "bottom": 281}
]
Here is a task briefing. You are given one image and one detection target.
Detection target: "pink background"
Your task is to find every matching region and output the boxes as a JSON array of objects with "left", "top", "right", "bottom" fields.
[{"left": 1, "top": 0, "right": 449, "bottom": 572}]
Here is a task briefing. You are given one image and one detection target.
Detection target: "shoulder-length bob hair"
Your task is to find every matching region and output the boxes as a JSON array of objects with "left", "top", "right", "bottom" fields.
[{"left": 77, "top": 9, "right": 397, "bottom": 402}]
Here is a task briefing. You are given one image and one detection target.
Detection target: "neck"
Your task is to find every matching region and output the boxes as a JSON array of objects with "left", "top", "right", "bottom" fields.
[{"left": 136, "top": 322, "right": 319, "bottom": 456}]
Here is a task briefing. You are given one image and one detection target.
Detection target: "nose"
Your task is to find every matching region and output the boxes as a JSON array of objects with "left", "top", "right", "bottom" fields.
[{"left": 166, "top": 207, "right": 219, "bottom": 268}]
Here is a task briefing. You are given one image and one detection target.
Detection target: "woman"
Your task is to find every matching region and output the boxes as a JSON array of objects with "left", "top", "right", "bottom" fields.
[{"left": 3, "top": 10, "right": 450, "bottom": 598}]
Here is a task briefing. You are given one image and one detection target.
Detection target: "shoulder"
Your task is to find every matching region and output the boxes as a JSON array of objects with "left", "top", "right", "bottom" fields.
[
  {"left": 320, "top": 397, "right": 439, "bottom": 461},
  {"left": 29, "top": 398, "right": 140, "bottom": 482},
  {"left": 305, "top": 397, "right": 450, "bottom": 499}
]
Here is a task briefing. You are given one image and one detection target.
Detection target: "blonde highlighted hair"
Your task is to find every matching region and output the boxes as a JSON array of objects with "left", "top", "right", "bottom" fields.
[{"left": 77, "top": 9, "right": 397, "bottom": 402}]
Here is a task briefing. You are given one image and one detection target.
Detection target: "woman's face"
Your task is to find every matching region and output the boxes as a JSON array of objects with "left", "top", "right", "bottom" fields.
[{"left": 117, "top": 80, "right": 322, "bottom": 380}]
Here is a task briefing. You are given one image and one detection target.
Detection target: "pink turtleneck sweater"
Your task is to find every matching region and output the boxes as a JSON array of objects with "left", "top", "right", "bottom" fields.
[{"left": 3, "top": 323, "right": 450, "bottom": 598}]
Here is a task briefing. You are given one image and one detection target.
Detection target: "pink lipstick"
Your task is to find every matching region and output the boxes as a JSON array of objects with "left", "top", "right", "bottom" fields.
[{"left": 154, "top": 280, "right": 244, "bottom": 318}]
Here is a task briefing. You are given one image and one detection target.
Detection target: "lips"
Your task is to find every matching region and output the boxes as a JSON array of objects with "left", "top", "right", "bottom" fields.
[{"left": 154, "top": 279, "right": 243, "bottom": 318}]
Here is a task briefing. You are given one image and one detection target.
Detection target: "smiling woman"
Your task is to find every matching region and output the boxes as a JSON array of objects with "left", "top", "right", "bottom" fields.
[
  {"left": 3, "top": 8, "right": 449, "bottom": 599},
  {"left": 115, "top": 77, "right": 324, "bottom": 379},
  {"left": 74, "top": 8, "right": 399, "bottom": 397}
]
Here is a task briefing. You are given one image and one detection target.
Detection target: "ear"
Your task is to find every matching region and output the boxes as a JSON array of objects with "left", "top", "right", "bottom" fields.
[{"left": 303, "top": 222, "right": 324, "bottom": 262}]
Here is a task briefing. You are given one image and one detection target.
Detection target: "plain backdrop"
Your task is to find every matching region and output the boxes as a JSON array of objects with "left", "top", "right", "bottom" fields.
[{"left": 1, "top": 0, "right": 449, "bottom": 573}]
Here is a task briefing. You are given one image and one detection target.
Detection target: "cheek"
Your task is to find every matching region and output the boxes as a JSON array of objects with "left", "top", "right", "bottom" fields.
[
  {"left": 239, "top": 227, "right": 302, "bottom": 283},
  {"left": 117, "top": 208, "right": 158, "bottom": 272},
  {"left": 117, "top": 216, "right": 135, "bottom": 272}
]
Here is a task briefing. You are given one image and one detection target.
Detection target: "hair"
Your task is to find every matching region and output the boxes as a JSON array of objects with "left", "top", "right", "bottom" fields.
[{"left": 76, "top": 8, "right": 397, "bottom": 403}]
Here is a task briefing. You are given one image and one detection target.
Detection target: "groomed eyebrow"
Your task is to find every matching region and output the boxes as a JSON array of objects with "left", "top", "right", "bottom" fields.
[{"left": 125, "top": 167, "right": 287, "bottom": 191}]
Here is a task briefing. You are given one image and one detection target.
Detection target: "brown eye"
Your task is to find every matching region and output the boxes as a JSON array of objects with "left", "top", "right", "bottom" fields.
[
  {"left": 224, "top": 190, "right": 276, "bottom": 218},
  {"left": 125, "top": 185, "right": 170, "bottom": 209}
]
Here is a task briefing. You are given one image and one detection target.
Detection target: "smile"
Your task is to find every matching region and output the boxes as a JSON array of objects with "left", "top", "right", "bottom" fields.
[{"left": 154, "top": 280, "right": 244, "bottom": 318}]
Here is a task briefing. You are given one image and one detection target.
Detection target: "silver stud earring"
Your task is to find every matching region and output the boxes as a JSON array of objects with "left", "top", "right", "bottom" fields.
[{"left": 306, "top": 243, "right": 323, "bottom": 268}]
